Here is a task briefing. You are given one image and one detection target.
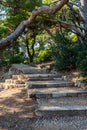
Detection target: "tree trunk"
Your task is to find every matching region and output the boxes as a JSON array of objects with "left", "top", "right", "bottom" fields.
[
  {"left": 29, "top": 55, "right": 34, "bottom": 63},
  {"left": 26, "top": 34, "right": 36, "bottom": 63},
  {"left": 26, "top": 37, "right": 31, "bottom": 62},
  {"left": 26, "top": 37, "right": 34, "bottom": 63}
]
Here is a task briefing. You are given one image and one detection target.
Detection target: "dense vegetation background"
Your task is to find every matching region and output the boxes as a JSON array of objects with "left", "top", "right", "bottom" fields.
[{"left": 0, "top": 0, "right": 87, "bottom": 77}]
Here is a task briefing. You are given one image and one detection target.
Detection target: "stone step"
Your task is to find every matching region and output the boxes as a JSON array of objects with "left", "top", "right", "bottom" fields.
[
  {"left": 27, "top": 77, "right": 63, "bottom": 81},
  {"left": 11, "top": 64, "right": 47, "bottom": 74},
  {"left": 12, "top": 74, "right": 62, "bottom": 80},
  {"left": 20, "top": 68, "right": 47, "bottom": 74},
  {"left": 29, "top": 88, "right": 87, "bottom": 99},
  {"left": 36, "top": 106, "right": 87, "bottom": 117},
  {"left": 5, "top": 79, "right": 25, "bottom": 84},
  {"left": 4, "top": 83, "right": 25, "bottom": 89},
  {"left": 22, "top": 69, "right": 46, "bottom": 74},
  {"left": 37, "top": 96, "right": 87, "bottom": 106},
  {"left": 6, "top": 77, "right": 62, "bottom": 83},
  {"left": 12, "top": 77, "right": 63, "bottom": 82},
  {"left": 26, "top": 81, "right": 74, "bottom": 89},
  {"left": 35, "top": 96, "right": 87, "bottom": 116}
]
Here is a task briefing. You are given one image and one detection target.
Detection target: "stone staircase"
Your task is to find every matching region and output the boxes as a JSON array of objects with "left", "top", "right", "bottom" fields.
[
  {"left": 26, "top": 71, "right": 87, "bottom": 117},
  {"left": 1, "top": 64, "right": 87, "bottom": 118},
  {"left": 0, "top": 65, "right": 47, "bottom": 90},
  {"left": 1, "top": 64, "right": 87, "bottom": 130}
]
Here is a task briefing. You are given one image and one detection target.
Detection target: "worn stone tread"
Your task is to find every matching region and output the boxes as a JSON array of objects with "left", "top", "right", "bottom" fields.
[
  {"left": 29, "top": 90, "right": 87, "bottom": 98},
  {"left": 36, "top": 105, "right": 87, "bottom": 116},
  {"left": 12, "top": 74, "right": 61, "bottom": 80},
  {"left": 4, "top": 83, "right": 25, "bottom": 89},
  {"left": 37, "top": 106, "right": 87, "bottom": 111},
  {"left": 5, "top": 79, "right": 25, "bottom": 84},
  {"left": 37, "top": 96, "right": 87, "bottom": 106},
  {"left": 26, "top": 80, "right": 74, "bottom": 88}
]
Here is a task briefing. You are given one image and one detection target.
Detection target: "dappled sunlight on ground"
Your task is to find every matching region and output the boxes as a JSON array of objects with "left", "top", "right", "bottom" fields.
[{"left": 0, "top": 87, "right": 38, "bottom": 130}]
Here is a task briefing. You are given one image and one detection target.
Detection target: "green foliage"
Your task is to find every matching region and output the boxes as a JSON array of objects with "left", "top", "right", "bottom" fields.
[
  {"left": 9, "top": 52, "right": 24, "bottom": 64},
  {"left": 0, "top": 51, "right": 29, "bottom": 67},
  {"left": 0, "top": 25, "right": 8, "bottom": 38},
  {"left": 52, "top": 30, "right": 87, "bottom": 77},
  {"left": 52, "top": 31, "right": 78, "bottom": 70},
  {"left": 37, "top": 47, "right": 52, "bottom": 62},
  {"left": 76, "top": 44, "right": 87, "bottom": 77},
  {"left": 0, "top": 59, "right": 8, "bottom": 67},
  {"left": 23, "top": 58, "right": 29, "bottom": 64},
  {"left": 1, "top": 0, "right": 87, "bottom": 79},
  {"left": 0, "top": 0, "right": 43, "bottom": 31},
  {"left": 43, "top": 0, "right": 52, "bottom": 4}
]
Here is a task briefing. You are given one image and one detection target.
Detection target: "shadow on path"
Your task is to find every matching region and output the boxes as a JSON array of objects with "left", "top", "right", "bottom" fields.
[{"left": 0, "top": 88, "right": 38, "bottom": 130}]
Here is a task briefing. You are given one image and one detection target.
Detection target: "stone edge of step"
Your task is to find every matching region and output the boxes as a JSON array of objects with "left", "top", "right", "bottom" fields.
[
  {"left": 29, "top": 90, "right": 87, "bottom": 99},
  {"left": 37, "top": 105, "right": 87, "bottom": 111},
  {"left": 26, "top": 81, "right": 74, "bottom": 89},
  {"left": 35, "top": 105, "right": 87, "bottom": 117},
  {"left": 5, "top": 79, "right": 25, "bottom": 84},
  {"left": 0, "top": 83, "right": 25, "bottom": 90},
  {"left": 12, "top": 74, "right": 62, "bottom": 79}
]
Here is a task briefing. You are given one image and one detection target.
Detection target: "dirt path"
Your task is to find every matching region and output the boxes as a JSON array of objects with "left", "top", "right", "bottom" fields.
[{"left": 0, "top": 88, "right": 37, "bottom": 130}]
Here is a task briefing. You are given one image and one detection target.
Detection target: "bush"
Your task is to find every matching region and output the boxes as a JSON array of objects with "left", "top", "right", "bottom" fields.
[
  {"left": 23, "top": 58, "right": 29, "bottom": 64},
  {"left": 0, "top": 59, "right": 8, "bottom": 67},
  {"left": 76, "top": 45, "right": 87, "bottom": 77},
  {"left": 9, "top": 53, "right": 24, "bottom": 64},
  {"left": 37, "top": 48, "right": 52, "bottom": 62},
  {"left": 52, "top": 32, "right": 78, "bottom": 71}
]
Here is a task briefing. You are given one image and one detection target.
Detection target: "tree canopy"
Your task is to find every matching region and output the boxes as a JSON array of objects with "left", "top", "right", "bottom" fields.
[
  {"left": 0, "top": 0, "right": 87, "bottom": 49},
  {"left": 1, "top": 0, "right": 87, "bottom": 77}
]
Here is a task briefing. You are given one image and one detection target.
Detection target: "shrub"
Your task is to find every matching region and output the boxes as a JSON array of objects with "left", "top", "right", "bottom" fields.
[
  {"left": 0, "top": 59, "right": 8, "bottom": 67},
  {"left": 37, "top": 48, "right": 52, "bottom": 62},
  {"left": 76, "top": 45, "right": 87, "bottom": 77},
  {"left": 52, "top": 31, "right": 78, "bottom": 71},
  {"left": 9, "top": 53, "right": 24, "bottom": 64}
]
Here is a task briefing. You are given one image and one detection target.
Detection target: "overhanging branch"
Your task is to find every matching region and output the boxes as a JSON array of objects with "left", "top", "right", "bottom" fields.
[
  {"left": 0, "top": 0, "right": 68, "bottom": 49},
  {"left": 41, "top": 24, "right": 55, "bottom": 39},
  {"left": 67, "top": 2, "right": 84, "bottom": 21},
  {"left": 55, "top": 18, "right": 85, "bottom": 38}
]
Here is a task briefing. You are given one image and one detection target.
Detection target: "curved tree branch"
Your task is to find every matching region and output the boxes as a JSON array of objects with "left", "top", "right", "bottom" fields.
[
  {"left": 41, "top": 24, "right": 55, "bottom": 39},
  {"left": 80, "top": 0, "right": 87, "bottom": 29},
  {"left": 67, "top": 2, "right": 84, "bottom": 21},
  {"left": 0, "top": 0, "right": 68, "bottom": 49},
  {"left": 56, "top": 19, "right": 85, "bottom": 38}
]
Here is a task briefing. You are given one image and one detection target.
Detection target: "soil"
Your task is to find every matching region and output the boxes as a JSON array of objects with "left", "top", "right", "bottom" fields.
[{"left": 0, "top": 87, "right": 38, "bottom": 130}]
